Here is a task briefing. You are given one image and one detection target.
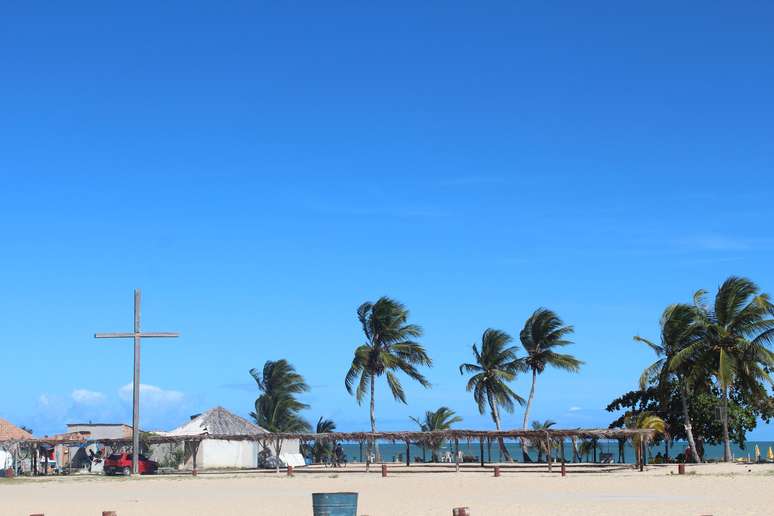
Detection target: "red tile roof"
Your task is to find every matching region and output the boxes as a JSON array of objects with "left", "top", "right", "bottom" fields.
[{"left": 0, "top": 417, "right": 33, "bottom": 441}]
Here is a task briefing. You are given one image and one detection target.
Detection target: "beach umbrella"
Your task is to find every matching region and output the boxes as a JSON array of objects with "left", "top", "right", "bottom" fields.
[
  {"left": 768, "top": 446, "right": 773, "bottom": 461},
  {"left": 754, "top": 444, "right": 760, "bottom": 462}
]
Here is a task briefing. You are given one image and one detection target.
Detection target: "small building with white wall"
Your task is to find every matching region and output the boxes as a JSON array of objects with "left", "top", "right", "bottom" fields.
[{"left": 157, "top": 407, "right": 302, "bottom": 469}]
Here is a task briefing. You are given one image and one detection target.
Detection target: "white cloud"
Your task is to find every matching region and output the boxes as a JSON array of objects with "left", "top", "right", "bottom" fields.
[
  {"left": 38, "top": 394, "right": 50, "bottom": 406},
  {"left": 678, "top": 234, "right": 753, "bottom": 251},
  {"left": 72, "top": 389, "right": 106, "bottom": 404},
  {"left": 118, "top": 383, "right": 184, "bottom": 405},
  {"left": 568, "top": 406, "right": 582, "bottom": 412}
]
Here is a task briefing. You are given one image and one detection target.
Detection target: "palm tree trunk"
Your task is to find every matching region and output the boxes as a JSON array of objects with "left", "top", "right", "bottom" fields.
[
  {"left": 487, "top": 390, "right": 512, "bottom": 462},
  {"left": 521, "top": 369, "right": 537, "bottom": 462},
  {"left": 678, "top": 382, "right": 701, "bottom": 463},
  {"left": 370, "top": 375, "right": 381, "bottom": 462},
  {"left": 721, "top": 385, "right": 732, "bottom": 462}
]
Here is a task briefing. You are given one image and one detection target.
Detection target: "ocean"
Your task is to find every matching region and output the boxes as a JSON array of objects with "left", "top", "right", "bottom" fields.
[{"left": 340, "top": 440, "right": 774, "bottom": 464}]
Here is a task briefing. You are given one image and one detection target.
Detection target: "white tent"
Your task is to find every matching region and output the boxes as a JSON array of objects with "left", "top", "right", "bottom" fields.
[
  {"left": 0, "top": 449, "right": 11, "bottom": 470},
  {"left": 157, "top": 407, "right": 301, "bottom": 469}
]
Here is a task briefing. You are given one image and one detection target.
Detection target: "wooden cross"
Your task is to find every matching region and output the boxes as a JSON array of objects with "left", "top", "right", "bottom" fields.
[{"left": 95, "top": 289, "right": 179, "bottom": 475}]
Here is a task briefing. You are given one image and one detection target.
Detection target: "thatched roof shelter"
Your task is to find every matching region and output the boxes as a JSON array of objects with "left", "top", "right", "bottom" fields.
[
  {"left": 160, "top": 407, "right": 268, "bottom": 437},
  {"left": 4, "top": 427, "right": 655, "bottom": 448}
]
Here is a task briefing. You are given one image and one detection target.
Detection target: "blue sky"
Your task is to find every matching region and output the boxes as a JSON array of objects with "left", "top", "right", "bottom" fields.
[{"left": 2, "top": 2, "right": 773, "bottom": 438}]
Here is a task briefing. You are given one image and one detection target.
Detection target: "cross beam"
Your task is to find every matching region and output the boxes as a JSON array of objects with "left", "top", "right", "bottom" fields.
[{"left": 95, "top": 289, "right": 179, "bottom": 475}]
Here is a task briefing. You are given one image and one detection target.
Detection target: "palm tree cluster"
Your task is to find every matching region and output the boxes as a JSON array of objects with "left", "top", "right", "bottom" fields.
[
  {"left": 458, "top": 310, "right": 583, "bottom": 462},
  {"left": 252, "top": 297, "right": 586, "bottom": 464},
  {"left": 633, "top": 276, "right": 774, "bottom": 462}
]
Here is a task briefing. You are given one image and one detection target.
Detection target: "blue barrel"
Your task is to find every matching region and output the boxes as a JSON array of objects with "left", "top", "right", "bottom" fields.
[{"left": 312, "top": 492, "right": 358, "bottom": 516}]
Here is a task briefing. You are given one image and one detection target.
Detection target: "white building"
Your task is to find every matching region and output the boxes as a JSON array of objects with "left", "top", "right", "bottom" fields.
[
  {"left": 159, "top": 407, "right": 303, "bottom": 469},
  {"left": 65, "top": 423, "right": 133, "bottom": 440}
]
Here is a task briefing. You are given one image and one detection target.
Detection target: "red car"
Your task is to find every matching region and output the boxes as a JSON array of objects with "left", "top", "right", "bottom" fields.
[{"left": 104, "top": 453, "right": 158, "bottom": 475}]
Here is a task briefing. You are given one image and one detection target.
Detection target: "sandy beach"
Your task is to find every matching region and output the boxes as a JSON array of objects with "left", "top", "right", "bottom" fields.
[{"left": 2, "top": 463, "right": 773, "bottom": 516}]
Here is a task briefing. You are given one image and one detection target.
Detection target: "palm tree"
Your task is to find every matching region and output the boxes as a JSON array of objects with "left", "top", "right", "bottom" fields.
[
  {"left": 250, "top": 360, "right": 310, "bottom": 470},
  {"left": 578, "top": 439, "right": 595, "bottom": 462},
  {"left": 311, "top": 417, "right": 336, "bottom": 464},
  {"left": 635, "top": 304, "right": 703, "bottom": 463},
  {"left": 345, "top": 297, "right": 432, "bottom": 462},
  {"left": 459, "top": 328, "right": 525, "bottom": 462},
  {"left": 250, "top": 359, "right": 311, "bottom": 433},
  {"left": 410, "top": 407, "right": 462, "bottom": 462},
  {"left": 520, "top": 308, "right": 583, "bottom": 461},
  {"left": 626, "top": 412, "right": 665, "bottom": 466},
  {"left": 672, "top": 277, "right": 774, "bottom": 462},
  {"left": 530, "top": 419, "right": 556, "bottom": 462}
]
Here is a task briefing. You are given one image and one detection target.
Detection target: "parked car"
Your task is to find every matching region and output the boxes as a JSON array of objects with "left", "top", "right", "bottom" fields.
[{"left": 103, "top": 453, "right": 158, "bottom": 475}]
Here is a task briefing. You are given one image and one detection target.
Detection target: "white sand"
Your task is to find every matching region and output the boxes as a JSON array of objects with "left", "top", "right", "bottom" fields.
[{"left": 2, "top": 463, "right": 773, "bottom": 515}]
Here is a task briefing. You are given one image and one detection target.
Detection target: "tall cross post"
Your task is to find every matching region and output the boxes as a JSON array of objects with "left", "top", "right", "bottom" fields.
[{"left": 95, "top": 289, "right": 179, "bottom": 475}]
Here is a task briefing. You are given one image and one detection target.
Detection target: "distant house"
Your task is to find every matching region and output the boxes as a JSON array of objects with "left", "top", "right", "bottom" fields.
[
  {"left": 65, "top": 423, "right": 133, "bottom": 440},
  {"left": 157, "top": 406, "right": 302, "bottom": 469}
]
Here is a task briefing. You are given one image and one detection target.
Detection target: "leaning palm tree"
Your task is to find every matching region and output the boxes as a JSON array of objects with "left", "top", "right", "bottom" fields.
[
  {"left": 410, "top": 406, "right": 462, "bottom": 462},
  {"left": 520, "top": 308, "right": 583, "bottom": 461},
  {"left": 345, "top": 297, "right": 432, "bottom": 462},
  {"left": 459, "top": 328, "right": 525, "bottom": 462},
  {"left": 635, "top": 304, "right": 703, "bottom": 463},
  {"left": 250, "top": 359, "right": 311, "bottom": 433},
  {"left": 311, "top": 417, "right": 336, "bottom": 463},
  {"left": 530, "top": 419, "right": 556, "bottom": 462},
  {"left": 672, "top": 277, "right": 774, "bottom": 462},
  {"left": 250, "top": 360, "right": 311, "bottom": 470}
]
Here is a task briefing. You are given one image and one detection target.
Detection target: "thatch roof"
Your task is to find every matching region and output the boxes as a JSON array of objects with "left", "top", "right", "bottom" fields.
[
  {"left": 0, "top": 417, "right": 32, "bottom": 441},
  {"left": 8, "top": 427, "right": 656, "bottom": 447},
  {"left": 161, "top": 407, "right": 268, "bottom": 437},
  {"left": 257, "top": 427, "right": 657, "bottom": 443}
]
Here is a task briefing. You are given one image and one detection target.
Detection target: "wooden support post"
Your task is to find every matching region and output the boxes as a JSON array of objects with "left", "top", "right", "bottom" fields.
[
  {"left": 571, "top": 436, "right": 578, "bottom": 463},
  {"left": 452, "top": 507, "right": 470, "bottom": 516},
  {"left": 287, "top": 465, "right": 294, "bottom": 476},
  {"left": 381, "top": 464, "right": 387, "bottom": 477},
  {"left": 480, "top": 439, "right": 485, "bottom": 467},
  {"left": 102, "top": 512, "right": 118, "bottom": 516},
  {"left": 560, "top": 439, "right": 566, "bottom": 464},
  {"left": 678, "top": 463, "right": 685, "bottom": 475},
  {"left": 406, "top": 440, "right": 410, "bottom": 467},
  {"left": 191, "top": 441, "right": 198, "bottom": 476},
  {"left": 546, "top": 437, "right": 552, "bottom": 473},
  {"left": 493, "top": 465, "right": 501, "bottom": 477},
  {"left": 454, "top": 438, "right": 460, "bottom": 472}
]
